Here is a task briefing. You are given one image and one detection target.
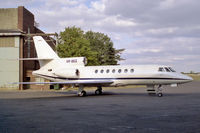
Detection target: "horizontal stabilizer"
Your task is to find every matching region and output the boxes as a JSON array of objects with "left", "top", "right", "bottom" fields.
[{"left": 19, "top": 58, "right": 54, "bottom": 60}]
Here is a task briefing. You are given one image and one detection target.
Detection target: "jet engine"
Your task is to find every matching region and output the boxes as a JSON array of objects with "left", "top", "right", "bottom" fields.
[{"left": 54, "top": 68, "right": 79, "bottom": 78}]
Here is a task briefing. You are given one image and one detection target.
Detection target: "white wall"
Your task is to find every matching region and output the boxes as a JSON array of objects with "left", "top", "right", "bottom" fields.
[{"left": 0, "top": 37, "right": 19, "bottom": 89}]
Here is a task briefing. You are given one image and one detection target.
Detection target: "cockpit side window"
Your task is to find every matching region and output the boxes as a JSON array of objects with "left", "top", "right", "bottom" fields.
[
  {"left": 165, "top": 67, "right": 170, "bottom": 72},
  {"left": 169, "top": 67, "right": 176, "bottom": 72},
  {"left": 158, "top": 67, "right": 164, "bottom": 72}
]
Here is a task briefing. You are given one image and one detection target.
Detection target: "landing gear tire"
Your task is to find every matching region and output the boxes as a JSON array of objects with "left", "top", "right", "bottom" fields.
[
  {"left": 157, "top": 93, "right": 163, "bottom": 97},
  {"left": 156, "top": 85, "right": 163, "bottom": 97},
  {"left": 95, "top": 89, "right": 102, "bottom": 95},
  {"left": 78, "top": 91, "right": 86, "bottom": 97},
  {"left": 95, "top": 86, "right": 103, "bottom": 95},
  {"left": 147, "top": 85, "right": 164, "bottom": 97}
]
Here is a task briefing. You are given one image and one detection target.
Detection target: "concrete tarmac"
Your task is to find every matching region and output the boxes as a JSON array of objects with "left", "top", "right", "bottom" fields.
[{"left": 0, "top": 81, "right": 200, "bottom": 133}]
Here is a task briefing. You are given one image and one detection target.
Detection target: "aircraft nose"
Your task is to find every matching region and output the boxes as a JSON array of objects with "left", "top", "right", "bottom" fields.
[
  {"left": 180, "top": 74, "right": 193, "bottom": 83},
  {"left": 186, "top": 75, "right": 193, "bottom": 81}
]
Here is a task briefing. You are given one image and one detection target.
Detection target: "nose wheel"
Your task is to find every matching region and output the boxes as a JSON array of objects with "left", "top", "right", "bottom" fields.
[
  {"left": 147, "top": 85, "right": 163, "bottom": 97},
  {"left": 156, "top": 85, "right": 163, "bottom": 97},
  {"left": 157, "top": 92, "right": 163, "bottom": 97}
]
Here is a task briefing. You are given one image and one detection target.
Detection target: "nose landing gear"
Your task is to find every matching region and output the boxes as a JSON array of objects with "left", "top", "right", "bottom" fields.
[
  {"left": 147, "top": 85, "right": 163, "bottom": 97},
  {"left": 156, "top": 85, "right": 163, "bottom": 97}
]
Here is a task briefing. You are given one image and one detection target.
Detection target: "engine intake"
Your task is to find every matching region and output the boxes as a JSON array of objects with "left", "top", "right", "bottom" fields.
[{"left": 54, "top": 68, "right": 79, "bottom": 78}]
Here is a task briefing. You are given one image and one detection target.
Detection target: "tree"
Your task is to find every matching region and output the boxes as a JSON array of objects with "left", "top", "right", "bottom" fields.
[
  {"left": 56, "top": 26, "right": 124, "bottom": 66},
  {"left": 85, "top": 31, "right": 124, "bottom": 65},
  {"left": 56, "top": 27, "right": 98, "bottom": 66}
]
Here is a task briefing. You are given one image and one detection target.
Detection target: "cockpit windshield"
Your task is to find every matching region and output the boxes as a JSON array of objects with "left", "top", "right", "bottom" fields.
[
  {"left": 169, "top": 67, "right": 176, "bottom": 72},
  {"left": 158, "top": 67, "right": 176, "bottom": 72},
  {"left": 158, "top": 67, "right": 164, "bottom": 72},
  {"left": 165, "top": 67, "right": 171, "bottom": 72}
]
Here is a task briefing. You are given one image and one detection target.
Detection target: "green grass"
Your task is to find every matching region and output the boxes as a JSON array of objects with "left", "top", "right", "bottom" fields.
[{"left": 185, "top": 74, "right": 200, "bottom": 81}]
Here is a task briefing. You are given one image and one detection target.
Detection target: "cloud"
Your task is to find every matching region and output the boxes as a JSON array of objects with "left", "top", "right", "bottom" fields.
[
  {"left": 125, "top": 48, "right": 162, "bottom": 54},
  {"left": 0, "top": 0, "right": 199, "bottom": 72},
  {"left": 103, "top": 0, "right": 200, "bottom": 36},
  {"left": 91, "top": 0, "right": 105, "bottom": 12},
  {"left": 44, "top": 0, "right": 79, "bottom": 7},
  {"left": 119, "top": 37, "right": 200, "bottom": 72}
]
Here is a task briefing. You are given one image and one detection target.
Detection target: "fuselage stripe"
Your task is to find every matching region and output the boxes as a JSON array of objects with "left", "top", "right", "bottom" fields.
[{"left": 35, "top": 74, "right": 188, "bottom": 81}]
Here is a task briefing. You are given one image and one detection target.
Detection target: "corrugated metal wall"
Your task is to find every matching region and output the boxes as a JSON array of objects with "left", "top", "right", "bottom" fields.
[
  {"left": 0, "top": 37, "right": 19, "bottom": 89},
  {"left": 0, "top": 8, "right": 19, "bottom": 89},
  {"left": 0, "top": 37, "right": 15, "bottom": 47}
]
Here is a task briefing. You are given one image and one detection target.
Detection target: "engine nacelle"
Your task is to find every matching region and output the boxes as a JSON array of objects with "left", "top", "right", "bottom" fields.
[
  {"left": 54, "top": 68, "right": 79, "bottom": 78},
  {"left": 60, "top": 57, "right": 87, "bottom": 66}
]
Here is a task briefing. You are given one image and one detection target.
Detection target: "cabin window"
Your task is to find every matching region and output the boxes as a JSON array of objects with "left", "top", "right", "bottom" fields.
[
  {"left": 165, "top": 67, "right": 170, "bottom": 72},
  {"left": 112, "top": 69, "right": 115, "bottom": 73},
  {"left": 158, "top": 67, "right": 164, "bottom": 72},
  {"left": 130, "top": 69, "right": 134, "bottom": 73},
  {"left": 106, "top": 69, "right": 110, "bottom": 73},
  {"left": 100, "top": 69, "right": 104, "bottom": 73},
  {"left": 169, "top": 67, "right": 176, "bottom": 72},
  {"left": 118, "top": 69, "right": 122, "bottom": 73},
  {"left": 124, "top": 69, "right": 128, "bottom": 73},
  {"left": 95, "top": 70, "right": 98, "bottom": 73}
]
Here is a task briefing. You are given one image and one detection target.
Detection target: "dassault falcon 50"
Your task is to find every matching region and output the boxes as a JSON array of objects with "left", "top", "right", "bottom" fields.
[{"left": 17, "top": 36, "right": 193, "bottom": 97}]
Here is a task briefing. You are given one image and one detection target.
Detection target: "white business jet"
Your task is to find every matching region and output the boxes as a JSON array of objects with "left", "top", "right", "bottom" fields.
[{"left": 19, "top": 36, "right": 193, "bottom": 97}]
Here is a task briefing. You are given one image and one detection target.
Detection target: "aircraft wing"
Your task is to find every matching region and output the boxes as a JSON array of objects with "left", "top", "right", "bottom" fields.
[{"left": 12, "top": 80, "right": 113, "bottom": 85}]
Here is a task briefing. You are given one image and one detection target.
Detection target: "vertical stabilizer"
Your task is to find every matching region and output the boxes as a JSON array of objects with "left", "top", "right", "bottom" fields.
[
  {"left": 33, "top": 36, "right": 58, "bottom": 59},
  {"left": 33, "top": 36, "right": 59, "bottom": 68}
]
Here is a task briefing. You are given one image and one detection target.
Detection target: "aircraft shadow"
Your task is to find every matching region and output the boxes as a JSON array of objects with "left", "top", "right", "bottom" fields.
[
  {"left": 13, "top": 91, "right": 193, "bottom": 101},
  {"left": 2, "top": 91, "right": 195, "bottom": 101}
]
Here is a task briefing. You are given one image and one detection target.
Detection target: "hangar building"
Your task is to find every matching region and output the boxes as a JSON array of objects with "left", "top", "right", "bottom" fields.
[{"left": 0, "top": 6, "right": 56, "bottom": 90}]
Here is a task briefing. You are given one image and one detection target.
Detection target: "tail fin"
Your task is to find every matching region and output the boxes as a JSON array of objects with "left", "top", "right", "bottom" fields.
[
  {"left": 33, "top": 36, "right": 58, "bottom": 59},
  {"left": 33, "top": 36, "right": 59, "bottom": 68}
]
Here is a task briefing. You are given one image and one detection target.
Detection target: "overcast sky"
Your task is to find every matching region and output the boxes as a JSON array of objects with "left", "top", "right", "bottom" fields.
[{"left": 1, "top": 0, "right": 200, "bottom": 72}]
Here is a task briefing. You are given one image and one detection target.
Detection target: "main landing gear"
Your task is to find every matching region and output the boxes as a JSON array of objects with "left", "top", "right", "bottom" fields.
[
  {"left": 147, "top": 85, "right": 163, "bottom": 97},
  {"left": 78, "top": 86, "right": 86, "bottom": 97},
  {"left": 77, "top": 86, "right": 103, "bottom": 97},
  {"left": 95, "top": 86, "right": 103, "bottom": 95}
]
